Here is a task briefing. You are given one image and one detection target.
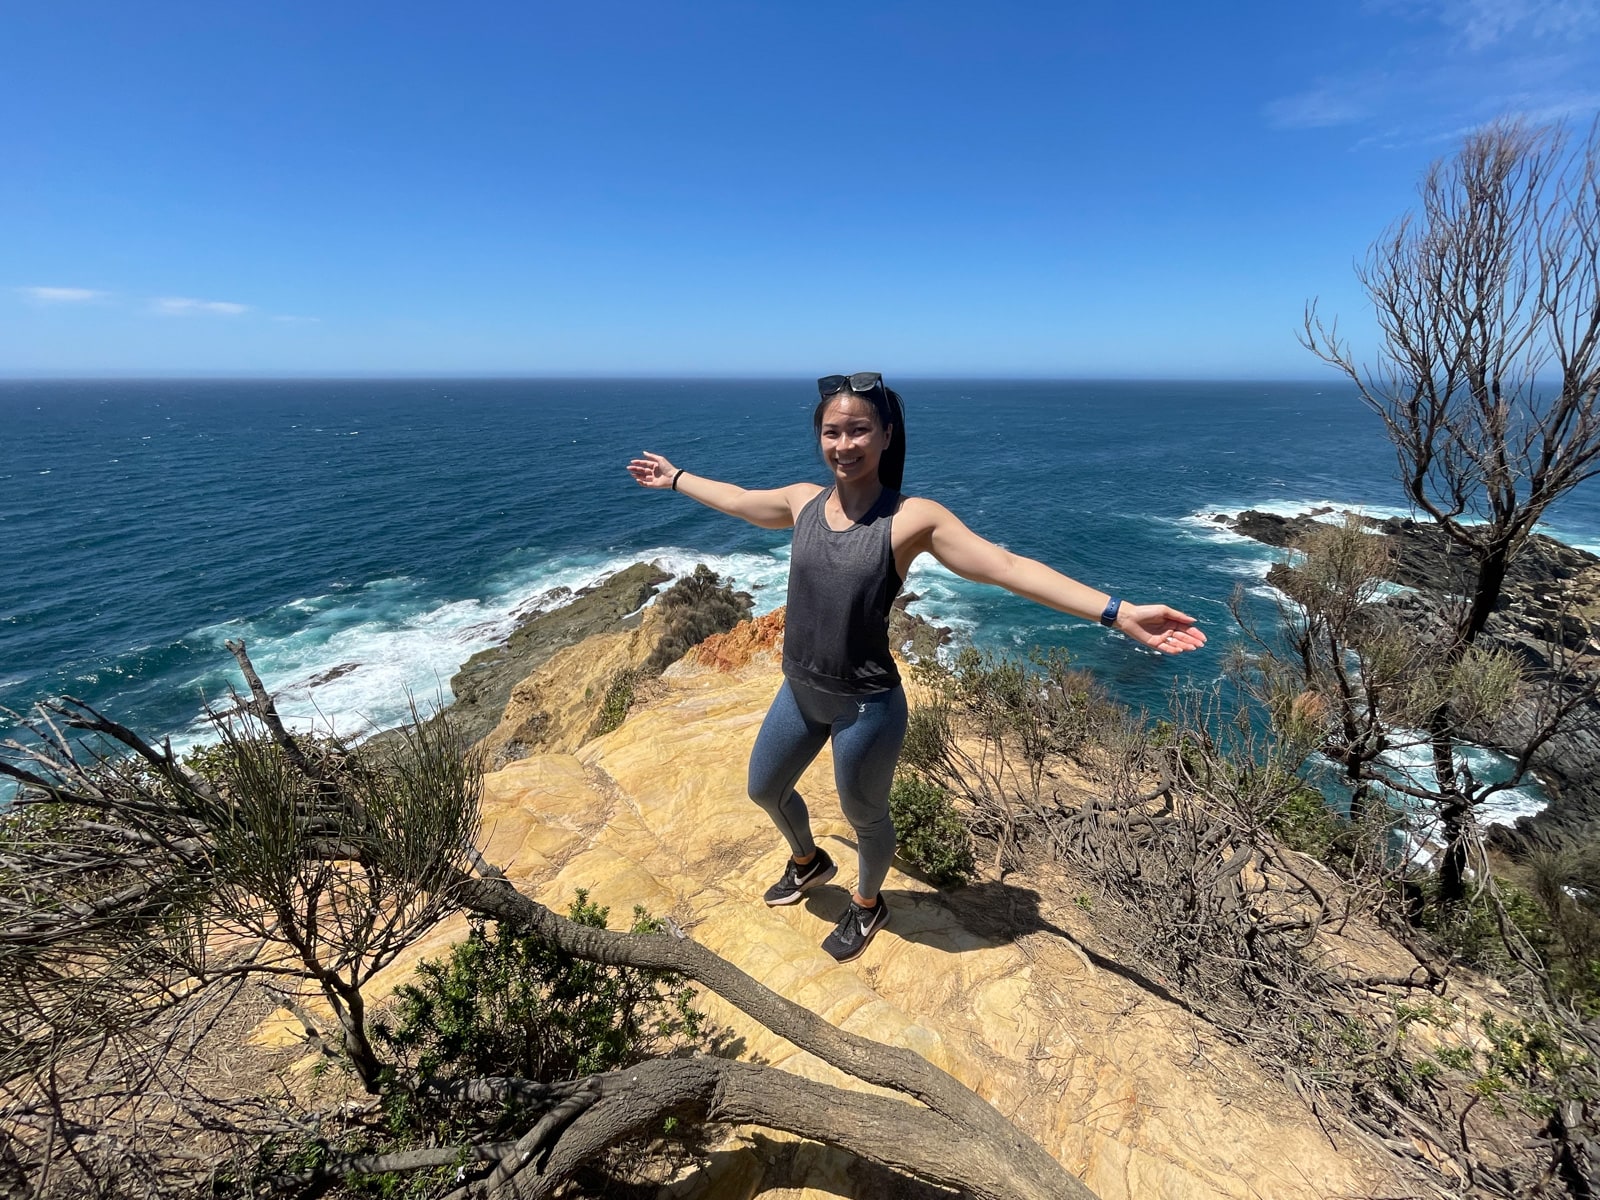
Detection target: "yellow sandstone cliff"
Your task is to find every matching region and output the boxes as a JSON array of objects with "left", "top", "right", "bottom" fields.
[{"left": 331, "top": 612, "right": 1408, "bottom": 1200}]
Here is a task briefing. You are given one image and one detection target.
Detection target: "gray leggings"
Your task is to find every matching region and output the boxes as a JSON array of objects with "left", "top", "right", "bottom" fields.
[{"left": 747, "top": 678, "right": 907, "bottom": 900}]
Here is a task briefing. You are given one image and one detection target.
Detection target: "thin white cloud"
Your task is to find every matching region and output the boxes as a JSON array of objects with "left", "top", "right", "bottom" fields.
[
  {"left": 1447, "top": 0, "right": 1600, "bottom": 50},
  {"left": 1265, "top": 83, "right": 1379, "bottom": 130},
  {"left": 153, "top": 296, "right": 250, "bottom": 316},
  {"left": 1370, "top": 0, "right": 1600, "bottom": 47},
  {"left": 19, "top": 286, "right": 107, "bottom": 303},
  {"left": 1266, "top": 2, "right": 1600, "bottom": 141}
]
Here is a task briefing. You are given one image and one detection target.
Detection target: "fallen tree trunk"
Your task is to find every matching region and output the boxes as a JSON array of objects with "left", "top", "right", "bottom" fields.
[
  {"left": 280, "top": 1057, "right": 1078, "bottom": 1200},
  {"left": 452, "top": 872, "right": 1090, "bottom": 1200}
]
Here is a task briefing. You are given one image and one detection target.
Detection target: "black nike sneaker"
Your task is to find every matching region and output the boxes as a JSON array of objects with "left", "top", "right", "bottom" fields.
[
  {"left": 762, "top": 847, "right": 837, "bottom": 907},
  {"left": 821, "top": 895, "right": 890, "bottom": 962}
]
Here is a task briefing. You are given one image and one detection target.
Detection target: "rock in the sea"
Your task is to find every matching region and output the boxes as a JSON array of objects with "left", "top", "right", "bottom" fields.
[{"left": 890, "top": 590, "right": 954, "bottom": 662}]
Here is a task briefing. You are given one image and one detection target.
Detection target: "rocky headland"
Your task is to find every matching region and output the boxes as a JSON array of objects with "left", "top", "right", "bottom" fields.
[
  {"left": 1220, "top": 508, "right": 1600, "bottom": 849},
  {"left": 361, "top": 563, "right": 955, "bottom": 769},
  {"left": 252, "top": 575, "right": 1418, "bottom": 1199},
  {"left": 233, "top": 560, "right": 1580, "bottom": 1196},
  {"left": 445, "top": 561, "right": 673, "bottom": 747}
]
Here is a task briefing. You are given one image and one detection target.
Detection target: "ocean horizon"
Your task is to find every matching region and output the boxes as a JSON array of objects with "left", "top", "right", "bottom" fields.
[{"left": 7, "top": 376, "right": 1597, "bottom": 822}]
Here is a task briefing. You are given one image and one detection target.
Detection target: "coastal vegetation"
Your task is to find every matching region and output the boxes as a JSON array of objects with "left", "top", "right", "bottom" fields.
[
  {"left": 637, "top": 564, "right": 752, "bottom": 678},
  {"left": 4, "top": 531, "right": 1600, "bottom": 1197},
  {"left": 3, "top": 579, "right": 1598, "bottom": 1197},
  {"left": 587, "top": 564, "right": 753, "bottom": 741}
]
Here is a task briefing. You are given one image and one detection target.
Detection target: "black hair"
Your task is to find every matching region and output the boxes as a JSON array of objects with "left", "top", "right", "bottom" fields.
[{"left": 811, "top": 382, "right": 906, "bottom": 491}]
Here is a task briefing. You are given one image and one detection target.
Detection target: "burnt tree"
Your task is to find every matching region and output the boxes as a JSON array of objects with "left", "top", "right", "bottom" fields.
[{"left": 1303, "top": 119, "right": 1600, "bottom": 904}]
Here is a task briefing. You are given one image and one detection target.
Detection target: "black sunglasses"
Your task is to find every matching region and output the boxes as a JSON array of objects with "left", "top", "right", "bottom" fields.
[{"left": 817, "top": 372, "right": 885, "bottom": 399}]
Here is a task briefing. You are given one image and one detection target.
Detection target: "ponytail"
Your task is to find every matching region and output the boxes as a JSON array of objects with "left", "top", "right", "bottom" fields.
[{"left": 877, "top": 387, "right": 906, "bottom": 491}]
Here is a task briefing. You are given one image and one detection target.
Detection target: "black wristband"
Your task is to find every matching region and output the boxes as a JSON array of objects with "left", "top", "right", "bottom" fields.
[
  {"left": 671, "top": 469, "right": 685, "bottom": 491},
  {"left": 1099, "top": 597, "right": 1122, "bottom": 628}
]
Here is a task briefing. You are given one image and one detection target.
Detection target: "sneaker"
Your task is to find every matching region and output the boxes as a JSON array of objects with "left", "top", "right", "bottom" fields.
[
  {"left": 822, "top": 896, "right": 891, "bottom": 963},
  {"left": 763, "top": 847, "right": 837, "bottom": 907}
]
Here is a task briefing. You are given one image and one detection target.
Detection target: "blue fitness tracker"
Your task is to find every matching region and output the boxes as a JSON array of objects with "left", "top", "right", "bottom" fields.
[{"left": 1099, "top": 597, "right": 1122, "bottom": 628}]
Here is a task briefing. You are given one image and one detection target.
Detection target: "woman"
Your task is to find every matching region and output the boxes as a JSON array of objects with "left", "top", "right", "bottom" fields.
[{"left": 627, "top": 373, "right": 1205, "bottom": 963}]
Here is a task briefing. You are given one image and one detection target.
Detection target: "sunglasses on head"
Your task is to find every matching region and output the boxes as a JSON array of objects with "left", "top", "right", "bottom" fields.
[{"left": 817, "top": 372, "right": 885, "bottom": 400}]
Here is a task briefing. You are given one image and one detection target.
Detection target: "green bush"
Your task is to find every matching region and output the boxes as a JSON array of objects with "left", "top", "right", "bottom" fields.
[
  {"left": 1420, "top": 876, "right": 1553, "bottom": 976},
  {"left": 1264, "top": 773, "right": 1341, "bottom": 856},
  {"left": 889, "top": 774, "right": 976, "bottom": 889},
  {"left": 1416, "top": 1014, "right": 1598, "bottom": 1121},
  {"left": 374, "top": 891, "right": 704, "bottom": 1099},
  {"left": 912, "top": 644, "right": 1109, "bottom": 768},
  {"left": 588, "top": 667, "right": 638, "bottom": 738},
  {"left": 235, "top": 895, "right": 706, "bottom": 1196},
  {"left": 899, "top": 703, "right": 953, "bottom": 776}
]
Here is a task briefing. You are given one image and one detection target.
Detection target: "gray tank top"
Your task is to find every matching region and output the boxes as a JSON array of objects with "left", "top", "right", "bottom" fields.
[{"left": 783, "top": 485, "right": 904, "bottom": 695}]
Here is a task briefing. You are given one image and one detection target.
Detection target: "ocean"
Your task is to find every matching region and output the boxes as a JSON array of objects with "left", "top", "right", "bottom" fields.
[{"left": 6, "top": 378, "right": 1598, "bottom": 821}]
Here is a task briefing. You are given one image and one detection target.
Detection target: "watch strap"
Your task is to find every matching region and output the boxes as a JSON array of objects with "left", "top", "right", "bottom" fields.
[{"left": 1099, "top": 597, "right": 1122, "bottom": 628}]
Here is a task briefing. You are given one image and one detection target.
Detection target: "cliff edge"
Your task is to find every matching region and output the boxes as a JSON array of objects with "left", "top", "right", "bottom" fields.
[{"left": 347, "top": 613, "right": 1405, "bottom": 1200}]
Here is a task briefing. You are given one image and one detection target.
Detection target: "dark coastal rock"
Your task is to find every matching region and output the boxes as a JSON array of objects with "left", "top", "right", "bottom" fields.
[
  {"left": 1224, "top": 509, "right": 1600, "bottom": 848},
  {"left": 362, "top": 562, "right": 672, "bottom": 759},
  {"left": 1230, "top": 510, "right": 1316, "bottom": 549},
  {"left": 304, "top": 662, "right": 360, "bottom": 689},
  {"left": 890, "top": 591, "right": 954, "bottom": 663},
  {"left": 444, "top": 562, "right": 671, "bottom": 746}
]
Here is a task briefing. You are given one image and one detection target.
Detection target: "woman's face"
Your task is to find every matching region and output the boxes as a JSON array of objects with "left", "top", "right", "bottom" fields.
[{"left": 818, "top": 394, "right": 893, "bottom": 485}]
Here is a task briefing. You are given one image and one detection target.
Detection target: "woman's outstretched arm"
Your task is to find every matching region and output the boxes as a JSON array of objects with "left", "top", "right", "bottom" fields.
[
  {"left": 905, "top": 498, "right": 1206, "bottom": 655},
  {"left": 627, "top": 451, "right": 820, "bottom": 530}
]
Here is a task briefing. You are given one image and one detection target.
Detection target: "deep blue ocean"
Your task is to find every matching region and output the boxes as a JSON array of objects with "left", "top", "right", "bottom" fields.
[{"left": 7, "top": 378, "right": 1600, "bottom": 820}]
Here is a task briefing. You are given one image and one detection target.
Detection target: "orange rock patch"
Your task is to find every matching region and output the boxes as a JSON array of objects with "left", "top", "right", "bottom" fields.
[{"left": 690, "top": 608, "right": 786, "bottom": 671}]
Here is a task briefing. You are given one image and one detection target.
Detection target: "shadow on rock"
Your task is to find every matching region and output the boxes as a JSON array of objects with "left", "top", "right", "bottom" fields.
[{"left": 798, "top": 856, "right": 1209, "bottom": 1018}]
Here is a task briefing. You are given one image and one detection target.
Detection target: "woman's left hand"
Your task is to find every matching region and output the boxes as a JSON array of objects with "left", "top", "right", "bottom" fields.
[{"left": 1117, "top": 604, "right": 1207, "bottom": 654}]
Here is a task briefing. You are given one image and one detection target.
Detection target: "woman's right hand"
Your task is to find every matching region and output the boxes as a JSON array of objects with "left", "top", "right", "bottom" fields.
[{"left": 627, "top": 451, "right": 679, "bottom": 489}]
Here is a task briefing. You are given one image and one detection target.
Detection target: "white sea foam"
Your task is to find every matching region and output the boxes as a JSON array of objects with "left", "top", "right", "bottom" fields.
[
  {"left": 1344, "top": 727, "right": 1550, "bottom": 825},
  {"left": 1537, "top": 518, "right": 1600, "bottom": 559},
  {"left": 1174, "top": 512, "right": 1260, "bottom": 546},
  {"left": 902, "top": 557, "right": 984, "bottom": 641},
  {"left": 179, "top": 545, "right": 813, "bottom": 743},
  {"left": 1208, "top": 498, "right": 1418, "bottom": 525},
  {"left": 632, "top": 546, "right": 794, "bottom": 613},
  {"left": 1371, "top": 580, "right": 1419, "bottom": 599}
]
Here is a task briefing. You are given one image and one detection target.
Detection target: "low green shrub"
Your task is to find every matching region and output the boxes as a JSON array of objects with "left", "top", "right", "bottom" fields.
[
  {"left": 1265, "top": 773, "right": 1341, "bottom": 856},
  {"left": 899, "top": 702, "right": 952, "bottom": 776},
  {"left": 588, "top": 667, "right": 638, "bottom": 738},
  {"left": 235, "top": 895, "right": 706, "bottom": 1196},
  {"left": 914, "top": 644, "right": 1109, "bottom": 764},
  {"left": 1419, "top": 876, "right": 1553, "bottom": 976},
  {"left": 1414, "top": 1013, "right": 1598, "bottom": 1121},
  {"left": 373, "top": 891, "right": 704, "bottom": 1096},
  {"left": 889, "top": 773, "right": 975, "bottom": 889}
]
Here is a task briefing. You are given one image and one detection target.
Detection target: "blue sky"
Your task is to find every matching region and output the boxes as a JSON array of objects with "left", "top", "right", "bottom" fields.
[{"left": 5, "top": 1, "right": 1599, "bottom": 377}]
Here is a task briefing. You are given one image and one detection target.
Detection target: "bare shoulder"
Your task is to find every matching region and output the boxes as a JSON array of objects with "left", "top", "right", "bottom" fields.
[
  {"left": 785, "top": 482, "right": 826, "bottom": 518},
  {"left": 894, "top": 494, "right": 956, "bottom": 533}
]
